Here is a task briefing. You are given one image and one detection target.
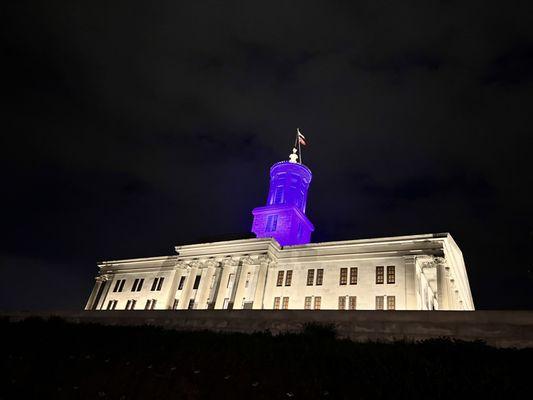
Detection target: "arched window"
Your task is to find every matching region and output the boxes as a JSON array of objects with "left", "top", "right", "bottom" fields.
[
  {"left": 274, "top": 187, "right": 284, "bottom": 204},
  {"left": 266, "top": 215, "right": 278, "bottom": 232}
]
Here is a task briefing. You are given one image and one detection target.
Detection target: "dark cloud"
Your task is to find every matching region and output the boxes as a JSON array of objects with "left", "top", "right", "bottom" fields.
[{"left": 1, "top": 1, "right": 532, "bottom": 310}]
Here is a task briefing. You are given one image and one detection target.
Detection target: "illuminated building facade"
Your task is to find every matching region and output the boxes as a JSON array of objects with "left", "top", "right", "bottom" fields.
[{"left": 86, "top": 149, "right": 475, "bottom": 311}]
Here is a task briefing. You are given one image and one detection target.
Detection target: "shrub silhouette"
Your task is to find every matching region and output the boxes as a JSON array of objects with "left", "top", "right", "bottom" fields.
[
  {"left": 1, "top": 317, "right": 530, "bottom": 399},
  {"left": 301, "top": 322, "right": 337, "bottom": 339}
]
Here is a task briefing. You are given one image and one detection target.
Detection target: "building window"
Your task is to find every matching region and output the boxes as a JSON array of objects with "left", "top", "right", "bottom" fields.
[
  {"left": 266, "top": 215, "right": 278, "bottom": 232},
  {"left": 304, "top": 297, "right": 312, "bottom": 310},
  {"left": 107, "top": 300, "right": 117, "bottom": 310},
  {"left": 314, "top": 296, "right": 321, "bottom": 310},
  {"left": 193, "top": 275, "right": 201, "bottom": 289},
  {"left": 306, "top": 269, "right": 315, "bottom": 286},
  {"left": 376, "top": 296, "right": 384, "bottom": 310},
  {"left": 131, "top": 278, "right": 144, "bottom": 292},
  {"left": 349, "top": 296, "right": 357, "bottom": 310},
  {"left": 285, "top": 270, "right": 293, "bottom": 286},
  {"left": 178, "top": 276, "right": 186, "bottom": 290},
  {"left": 387, "top": 266, "right": 395, "bottom": 284},
  {"left": 316, "top": 269, "right": 323, "bottom": 285},
  {"left": 274, "top": 187, "right": 283, "bottom": 204},
  {"left": 113, "top": 279, "right": 125, "bottom": 292},
  {"left": 376, "top": 266, "right": 384, "bottom": 284},
  {"left": 338, "top": 296, "right": 346, "bottom": 310},
  {"left": 387, "top": 296, "right": 396, "bottom": 310},
  {"left": 172, "top": 299, "right": 179, "bottom": 310},
  {"left": 151, "top": 277, "right": 165, "bottom": 291},
  {"left": 273, "top": 297, "right": 281, "bottom": 310},
  {"left": 350, "top": 267, "right": 358, "bottom": 285},
  {"left": 282, "top": 297, "right": 289, "bottom": 310},
  {"left": 276, "top": 271, "right": 284, "bottom": 286},
  {"left": 125, "top": 300, "right": 136, "bottom": 310},
  {"left": 297, "top": 223, "right": 303, "bottom": 239},
  {"left": 227, "top": 273, "right": 235, "bottom": 288},
  {"left": 339, "top": 268, "right": 347, "bottom": 285},
  {"left": 188, "top": 299, "right": 195, "bottom": 309}
]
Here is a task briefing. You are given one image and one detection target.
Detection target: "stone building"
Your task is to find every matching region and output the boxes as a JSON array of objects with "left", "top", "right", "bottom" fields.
[{"left": 85, "top": 147, "right": 474, "bottom": 311}]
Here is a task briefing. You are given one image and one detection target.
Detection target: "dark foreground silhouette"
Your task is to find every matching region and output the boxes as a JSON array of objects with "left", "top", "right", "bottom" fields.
[{"left": 1, "top": 317, "right": 530, "bottom": 399}]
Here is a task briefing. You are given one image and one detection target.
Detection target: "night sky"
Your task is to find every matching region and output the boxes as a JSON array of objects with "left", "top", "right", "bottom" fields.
[{"left": 2, "top": 1, "right": 532, "bottom": 310}]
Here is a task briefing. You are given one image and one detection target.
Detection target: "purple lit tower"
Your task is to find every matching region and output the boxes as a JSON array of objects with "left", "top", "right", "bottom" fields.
[{"left": 252, "top": 148, "right": 314, "bottom": 246}]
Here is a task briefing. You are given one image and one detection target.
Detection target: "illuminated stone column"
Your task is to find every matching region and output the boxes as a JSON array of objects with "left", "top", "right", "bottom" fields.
[
  {"left": 403, "top": 256, "right": 417, "bottom": 310},
  {"left": 85, "top": 275, "right": 108, "bottom": 310},
  {"left": 96, "top": 274, "right": 112, "bottom": 310},
  {"left": 162, "top": 268, "right": 179, "bottom": 309},
  {"left": 204, "top": 260, "right": 222, "bottom": 309},
  {"left": 195, "top": 261, "right": 216, "bottom": 309},
  {"left": 214, "top": 257, "right": 238, "bottom": 309},
  {"left": 167, "top": 261, "right": 186, "bottom": 309},
  {"left": 252, "top": 255, "right": 272, "bottom": 309},
  {"left": 435, "top": 257, "right": 450, "bottom": 310},
  {"left": 233, "top": 255, "right": 254, "bottom": 309},
  {"left": 177, "top": 262, "right": 199, "bottom": 309}
]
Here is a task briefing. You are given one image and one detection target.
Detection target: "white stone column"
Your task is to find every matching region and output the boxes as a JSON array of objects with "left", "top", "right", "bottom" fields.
[
  {"left": 403, "top": 256, "right": 417, "bottom": 310},
  {"left": 233, "top": 256, "right": 254, "bottom": 309},
  {"left": 162, "top": 268, "right": 179, "bottom": 309},
  {"left": 168, "top": 261, "right": 186, "bottom": 309},
  {"left": 95, "top": 275, "right": 112, "bottom": 310},
  {"left": 436, "top": 257, "right": 450, "bottom": 310},
  {"left": 195, "top": 262, "right": 216, "bottom": 309},
  {"left": 206, "top": 262, "right": 223, "bottom": 309},
  {"left": 85, "top": 276, "right": 104, "bottom": 310},
  {"left": 214, "top": 257, "right": 237, "bottom": 309},
  {"left": 178, "top": 263, "right": 198, "bottom": 310},
  {"left": 171, "top": 262, "right": 188, "bottom": 309},
  {"left": 252, "top": 255, "right": 271, "bottom": 310}
]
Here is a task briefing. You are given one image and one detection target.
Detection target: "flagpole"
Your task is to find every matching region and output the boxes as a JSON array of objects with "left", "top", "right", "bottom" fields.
[{"left": 298, "top": 130, "right": 302, "bottom": 164}]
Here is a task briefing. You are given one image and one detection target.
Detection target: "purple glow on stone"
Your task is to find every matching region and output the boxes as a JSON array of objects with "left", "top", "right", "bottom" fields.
[{"left": 252, "top": 161, "right": 314, "bottom": 246}]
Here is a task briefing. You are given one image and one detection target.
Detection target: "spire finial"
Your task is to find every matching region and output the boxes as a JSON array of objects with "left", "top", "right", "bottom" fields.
[{"left": 289, "top": 147, "right": 298, "bottom": 163}]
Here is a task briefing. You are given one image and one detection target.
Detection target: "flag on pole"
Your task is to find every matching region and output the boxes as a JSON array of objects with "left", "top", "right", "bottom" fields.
[{"left": 297, "top": 128, "right": 307, "bottom": 146}]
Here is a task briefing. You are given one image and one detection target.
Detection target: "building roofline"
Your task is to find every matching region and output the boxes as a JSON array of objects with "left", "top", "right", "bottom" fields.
[
  {"left": 175, "top": 237, "right": 280, "bottom": 251},
  {"left": 97, "top": 254, "right": 177, "bottom": 267},
  {"left": 97, "top": 233, "right": 453, "bottom": 265},
  {"left": 283, "top": 232, "right": 451, "bottom": 249}
]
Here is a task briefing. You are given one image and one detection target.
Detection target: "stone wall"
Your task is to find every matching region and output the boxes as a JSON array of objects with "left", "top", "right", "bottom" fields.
[{"left": 3, "top": 310, "right": 533, "bottom": 348}]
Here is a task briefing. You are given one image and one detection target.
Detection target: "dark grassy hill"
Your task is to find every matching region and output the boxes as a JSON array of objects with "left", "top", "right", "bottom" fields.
[{"left": 1, "top": 317, "right": 530, "bottom": 399}]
